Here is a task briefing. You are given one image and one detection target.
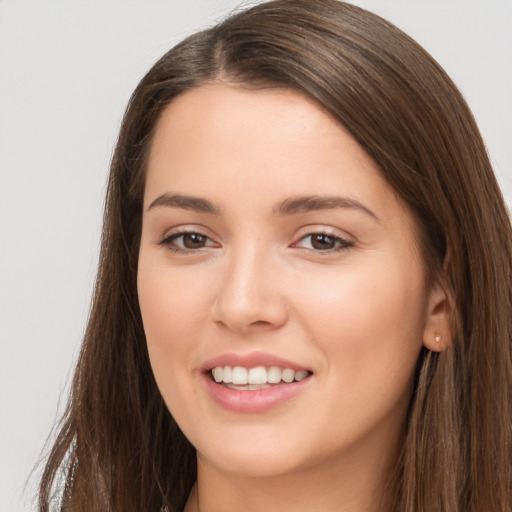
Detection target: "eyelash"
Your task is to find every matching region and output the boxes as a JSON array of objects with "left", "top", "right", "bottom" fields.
[
  {"left": 294, "top": 232, "right": 354, "bottom": 253},
  {"left": 158, "top": 230, "right": 215, "bottom": 253},
  {"left": 158, "top": 230, "right": 353, "bottom": 254}
]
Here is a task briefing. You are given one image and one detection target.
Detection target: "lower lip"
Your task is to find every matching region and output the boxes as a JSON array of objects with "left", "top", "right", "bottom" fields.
[{"left": 202, "top": 373, "right": 312, "bottom": 413}]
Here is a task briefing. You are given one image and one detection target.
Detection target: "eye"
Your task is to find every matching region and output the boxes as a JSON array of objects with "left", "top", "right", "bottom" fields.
[
  {"left": 159, "top": 231, "right": 218, "bottom": 252},
  {"left": 295, "top": 232, "right": 353, "bottom": 252}
]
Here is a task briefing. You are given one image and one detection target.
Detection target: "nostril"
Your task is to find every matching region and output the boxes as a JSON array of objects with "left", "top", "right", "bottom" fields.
[{"left": 210, "top": 278, "right": 289, "bottom": 333}]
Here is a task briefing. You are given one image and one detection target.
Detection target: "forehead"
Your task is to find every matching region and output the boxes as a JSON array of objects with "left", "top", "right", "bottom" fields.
[
  {"left": 144, "top": 82, "right": 424, "bottom": 262},
  {"left": 146, "top": 83, "right": 385, "bottom": 200}
]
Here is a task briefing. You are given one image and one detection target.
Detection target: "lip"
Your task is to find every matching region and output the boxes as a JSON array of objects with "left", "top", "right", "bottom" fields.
[
  {"left": 200, "top": 351, "right": 313, "bottom": 413},
  {"left": 201, "top": 351, "right": 311, "bottom": 372},
  {"left": 202, "top": 373, "right": 312, "bottom": 413}
]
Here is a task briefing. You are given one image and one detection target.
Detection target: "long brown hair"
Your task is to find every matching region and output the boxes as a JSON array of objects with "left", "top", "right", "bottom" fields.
[{"left": 38, "top": 1, "right": 512, "bottom": 511}]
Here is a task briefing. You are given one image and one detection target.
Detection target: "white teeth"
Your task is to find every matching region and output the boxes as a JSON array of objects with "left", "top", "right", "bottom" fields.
[
  {"left": 213, "top": 367, "right": 223, "bottom": 383},
  {"left": 248, "top": 366, "right": 267, "bottom": 384},
  {"left": 231, "top": 366, "right": 248, "bottom": 385},
  {"left": 210, "top": 365, "right": 311, "bottom": 386},
  {"left": 282, "top": 369, "right": 295, "bottom": 383},
  {"left": 222, "top": 366, "right": 232, "bottom": 384},
  {"left": 267, "top": 366, "right": 282, "bottom": 384},
  {"left": 294, "top": 370, "right": 309, "bottom": 382}
]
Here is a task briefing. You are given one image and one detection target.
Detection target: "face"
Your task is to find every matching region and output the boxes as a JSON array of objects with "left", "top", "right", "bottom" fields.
[{"left": 138, "top": 83, "right": 444, "bottom": 479}]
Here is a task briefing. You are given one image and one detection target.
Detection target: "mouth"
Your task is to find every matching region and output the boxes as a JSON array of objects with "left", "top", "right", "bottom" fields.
[
  {"left": 201, "top": 352, "right": 314, "bottom": 412},
  {"left": 208, "top": 365, "right": 313, "bottom": 390}
]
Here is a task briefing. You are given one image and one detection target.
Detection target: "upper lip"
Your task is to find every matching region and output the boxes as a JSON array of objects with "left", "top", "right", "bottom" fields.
[{"left": 201, "top": 351, "right": 311, "bottom": 373}]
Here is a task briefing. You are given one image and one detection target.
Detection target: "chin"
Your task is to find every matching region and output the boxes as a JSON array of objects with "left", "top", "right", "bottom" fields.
[
  {"left": 192, "top": 424, "right": 313, "bottom": 478},
  {"left": 199, "top": 447, "right": 306, "bottom": 479}
]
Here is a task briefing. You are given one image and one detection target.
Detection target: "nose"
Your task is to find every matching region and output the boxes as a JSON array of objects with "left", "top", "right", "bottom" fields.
[{"left": 211, "top": 247, "right": 289, "bottom": 334}]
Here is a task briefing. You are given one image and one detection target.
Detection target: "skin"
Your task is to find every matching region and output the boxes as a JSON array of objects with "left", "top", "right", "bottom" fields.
[{"left": 137, "top": 83, "right": 448, "bottom": 512}]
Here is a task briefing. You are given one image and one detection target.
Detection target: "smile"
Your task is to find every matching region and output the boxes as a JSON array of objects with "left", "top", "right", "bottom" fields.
[
  {"left": 201, "top": 352, "right": 314, "bottom": 412},
  {"left": 211, "top": 365, "right": 311, "bottom": 390}
]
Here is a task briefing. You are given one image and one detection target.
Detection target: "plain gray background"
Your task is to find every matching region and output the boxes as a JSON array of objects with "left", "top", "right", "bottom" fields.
[{"left": 1, "top": 1, "right": 511, "bottom": 511}]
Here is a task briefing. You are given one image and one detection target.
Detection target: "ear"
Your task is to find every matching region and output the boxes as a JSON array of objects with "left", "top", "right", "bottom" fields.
[{"left": 422, "top": 282, "right": 451, "bottom": 352}]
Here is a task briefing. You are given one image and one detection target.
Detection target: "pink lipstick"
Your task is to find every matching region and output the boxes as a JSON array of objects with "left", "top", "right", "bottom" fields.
[{"left": 201, "top": 351, "right": 313, "bottom": 413}]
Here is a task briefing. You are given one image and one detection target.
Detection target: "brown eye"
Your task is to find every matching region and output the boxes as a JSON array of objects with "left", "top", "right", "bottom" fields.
[
  {"left": 182, "top": 233, "right": 207, "bottom": 249},
  {"left": 310, "top": 233, "right": 336, "bottom": 250},
  {"left": 160, "top": 231, "right": 217, "bottom": 252},
  {"left": 294, "top": 232, "right": 353, "bottom": 253}
]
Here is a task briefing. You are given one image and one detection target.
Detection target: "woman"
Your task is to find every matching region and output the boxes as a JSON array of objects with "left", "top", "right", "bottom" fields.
[{"left": 38, "top": 1, "right": 512, "bottom": 511}]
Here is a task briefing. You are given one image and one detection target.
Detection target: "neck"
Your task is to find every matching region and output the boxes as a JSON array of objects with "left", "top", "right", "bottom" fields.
[{"left": 184, "top": 434, "right": 399, "bottom": 512}]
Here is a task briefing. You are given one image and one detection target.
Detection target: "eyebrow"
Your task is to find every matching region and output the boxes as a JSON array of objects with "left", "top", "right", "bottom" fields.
[
  {"left": 147, "top": 193, "right": 220, "bottom": 215},
  {"left": 274, "top": 195, "right": 380, "bottom": 221},
  {"left": 147, "top": 192, "right": 379, "bottom": 222}
]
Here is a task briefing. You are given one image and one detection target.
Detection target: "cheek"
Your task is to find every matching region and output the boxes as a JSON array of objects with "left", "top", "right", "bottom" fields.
[
  {"left": 137, "top": 272, "right": 208, "bottom": 448},
  {"left": 291, "top": 258, "right": 426, "bottom": 385},
  {"left": 138, "top": 260, "right": 208, "bottom": 344},
  {"left": 137, "top": 260, "right": 211, "bottom": 406}
]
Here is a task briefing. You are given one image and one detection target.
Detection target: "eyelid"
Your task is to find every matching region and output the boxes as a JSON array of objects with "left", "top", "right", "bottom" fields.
[
  {"left": 157, "top": 226, "right": 221, "bottom": 252},
  {"left": 291, "top": 227, "right": 355, "bottom": 253},
  {"left": 155, "top": 225, "right": 354, "bottom": 254}
]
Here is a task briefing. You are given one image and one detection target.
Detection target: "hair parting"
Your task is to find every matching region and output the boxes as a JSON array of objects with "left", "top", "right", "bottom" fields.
[{"left": 38, "top": 2, "right": 512, "bottom": 511}]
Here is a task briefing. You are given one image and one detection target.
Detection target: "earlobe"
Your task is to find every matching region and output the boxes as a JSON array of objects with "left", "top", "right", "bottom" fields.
[{"left": 422, "top": 282, "right": 451, "bottom": 352}]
